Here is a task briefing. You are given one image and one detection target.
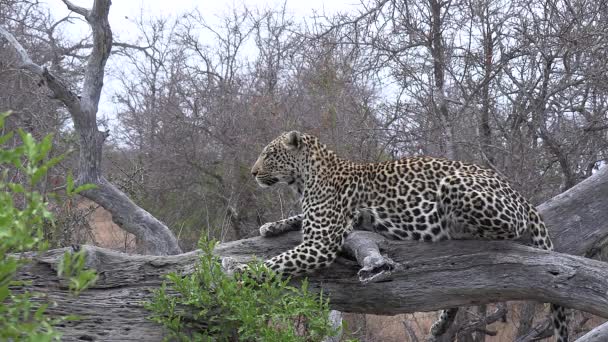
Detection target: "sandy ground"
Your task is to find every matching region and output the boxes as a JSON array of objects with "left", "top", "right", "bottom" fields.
[{"left": 85, "top": 201, "right": 136, "bottom": 252}]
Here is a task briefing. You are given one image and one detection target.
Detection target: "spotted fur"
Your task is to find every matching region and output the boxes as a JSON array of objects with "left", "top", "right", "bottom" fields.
[{"left": 251, "top": 131, "right": 568, "bottom": 342}]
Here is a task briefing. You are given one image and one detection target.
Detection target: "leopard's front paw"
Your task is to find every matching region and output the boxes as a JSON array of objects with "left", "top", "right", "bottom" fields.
[{"left": 259, "top": 222, "right": 279, "bottom": 237}]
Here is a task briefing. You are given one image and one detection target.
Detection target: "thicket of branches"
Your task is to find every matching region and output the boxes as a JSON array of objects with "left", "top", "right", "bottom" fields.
[
  {"left": 106, "top": 0, "right": 608, "bottom": 246},
  {"left": 2, "top": 0, "right": 607, "bottom": 246},
  {"left": 1, "top": 0, "right": 608, "bottom": 340}
]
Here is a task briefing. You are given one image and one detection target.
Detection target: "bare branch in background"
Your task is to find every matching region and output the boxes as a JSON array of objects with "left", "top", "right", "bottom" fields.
[{"left": 61, "top": 0, "right": 89, "bottom": 18}]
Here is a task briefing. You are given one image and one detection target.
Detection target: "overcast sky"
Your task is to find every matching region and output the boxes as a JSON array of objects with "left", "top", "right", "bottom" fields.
[
  {"left": 47, "top": 0, "right": 359, "bottom": 37},
  {"left": 44, "top": 0, "right": 359, "bottom": 127}
]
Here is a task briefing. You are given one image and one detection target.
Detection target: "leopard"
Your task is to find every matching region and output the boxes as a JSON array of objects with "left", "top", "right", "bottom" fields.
[{"left": 250, "top": 130, "right": 568, "bottom": 342}]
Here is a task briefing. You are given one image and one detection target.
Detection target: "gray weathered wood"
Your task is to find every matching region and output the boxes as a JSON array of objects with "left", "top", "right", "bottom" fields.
[
  {"left": 575, "top": 321, "right": 608, "bottom": 342},
  {"left": 0, "top": 0, "right": 181, "bottom": 256},
  {"left": 538, "top": 166, "right": 608, "bottom": 256},
  {"left": 16, "top": 232, "right": 608, "bottom": 340}
]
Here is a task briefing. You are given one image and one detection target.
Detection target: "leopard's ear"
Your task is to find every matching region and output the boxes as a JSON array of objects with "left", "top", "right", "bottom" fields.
[{"left": 283, "top": 131, "right": 302, "bottom": 150}]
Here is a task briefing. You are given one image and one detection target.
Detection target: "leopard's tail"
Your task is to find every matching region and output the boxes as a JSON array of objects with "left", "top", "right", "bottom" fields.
[{"left": 529, "top": 209, "right": 568, "bottom": 342}]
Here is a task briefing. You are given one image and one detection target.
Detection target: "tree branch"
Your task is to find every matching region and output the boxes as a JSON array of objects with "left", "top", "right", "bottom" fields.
[
  {"left": 77, "top": 0, "right": 111, "bottom": 116},
  {"left": 403, "top": 320, "right": 420, "bottom": 342},
  {"left": 538, "top": 165, "right": 608, "bottom": 256},
  {"left": 0, "top": 26, "right": 43, "bottom": 74},
  {"left": 576, "top": 321, "right": 608, "bottom": 342},
  {"left": 61, "top": 0, "right": 90, "bottom": 19},
  {"left": 456, "top": 304, "right": 507, "bottom": 338}
]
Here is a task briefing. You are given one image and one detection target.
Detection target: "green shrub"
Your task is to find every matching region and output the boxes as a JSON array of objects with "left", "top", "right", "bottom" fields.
[
  {"left": 145, "top": 237, "right": 338, "bottom": 341},
  {"left": 0, "top": 111, "right": 97, "bottom": 341}
]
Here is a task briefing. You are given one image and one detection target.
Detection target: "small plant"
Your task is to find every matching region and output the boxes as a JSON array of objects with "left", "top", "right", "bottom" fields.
[
  {"left": 0, "top": 111, "right": 97, "bottom": 340},
  {"left": 146, "top": 237, "right": 338, "bottom": 341}
]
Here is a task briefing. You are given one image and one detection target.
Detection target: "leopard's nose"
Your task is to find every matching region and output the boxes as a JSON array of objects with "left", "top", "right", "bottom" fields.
[{"left": 251, "top": 169, "right": 258, "bottom": 177}]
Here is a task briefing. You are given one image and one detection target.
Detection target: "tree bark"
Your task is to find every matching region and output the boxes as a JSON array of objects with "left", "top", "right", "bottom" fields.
[
  {"left": 536, "top": 165, "right": 608, "bottom": 256},
  {"left": 575, "top": 321, "right": 608, "bottom": 342},
  {"left": 478, "top": 4, "right": 494, "bottom": 166},
  {"left": 0, "top": 0, "right": 181, "bottom": 256},
  {"left": 429, "top": 0, "right": 457, "bottom": 159}
]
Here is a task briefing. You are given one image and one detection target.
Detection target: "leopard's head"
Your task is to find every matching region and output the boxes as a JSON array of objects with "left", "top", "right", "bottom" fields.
[{"left": 251, "top": 131, "right": 303, "bottom": 188}]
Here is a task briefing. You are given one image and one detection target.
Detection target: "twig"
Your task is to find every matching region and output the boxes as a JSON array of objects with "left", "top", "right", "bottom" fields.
[{"left": 403, "top": 320, "right": 420, "bottom": 342}]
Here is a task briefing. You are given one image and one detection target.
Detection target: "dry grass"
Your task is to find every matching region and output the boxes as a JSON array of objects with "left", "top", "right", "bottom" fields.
[{"left": 84, "top": 200, "right": 136, "bottom": 252}]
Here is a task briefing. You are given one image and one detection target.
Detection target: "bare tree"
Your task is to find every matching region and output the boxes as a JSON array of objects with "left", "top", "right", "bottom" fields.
[{"left": 0, "top": 0, "right": 181, "bottom": 255}]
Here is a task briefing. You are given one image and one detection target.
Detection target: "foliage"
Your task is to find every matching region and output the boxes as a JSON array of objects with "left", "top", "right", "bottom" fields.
[
  {"left": 0, "top": 112, "right": 97, "bottom": 341},
  {"left": 57, "top": 245, "right": 98, "bottom": 296},
  {"left": 145, "top": 237, "right": 338, "bottom": 341}
]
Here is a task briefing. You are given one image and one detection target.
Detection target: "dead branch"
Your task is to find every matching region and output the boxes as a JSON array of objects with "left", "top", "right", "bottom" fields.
[{"left": 576, "top": 321, "right": 608, "bottom": 342}]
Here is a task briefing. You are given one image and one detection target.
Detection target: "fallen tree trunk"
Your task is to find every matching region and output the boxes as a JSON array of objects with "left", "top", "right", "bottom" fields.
[
  {"left": 15, "top": 150, "right": 608, "bottom": 342},
  {"left": 17, "top": 234, "right": 608, "bottom": 340}
]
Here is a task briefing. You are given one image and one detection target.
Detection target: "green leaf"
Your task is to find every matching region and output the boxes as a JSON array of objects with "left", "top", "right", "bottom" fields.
[
  {"left": 31, "top": 155, "right": 64, "bottom": 185},
  {"left": 0, "top": 284, "right": 9, "bottom": 301},
  {"left": 66, "top": 173, "right": 74, "bottom": 194},
  {"left": 72, "top": 183, "right": 97, "bottom": 194},
  {"left": 17, "top": 128, "right": 37, "bottom": 161},
  {"left": 7, "top": 183, "right": 25, "bottom": 193},
  {"left": 57, "top": 250, "right": 97, "bottom": 295},
  {"left": 34, "top": 134, "right": 54, "bottom": 163},
  {"left": 0, "top": 131, "right": 14, "bottom": 145},
  {"left": 0, "top": 110, "right": 11, "bottom": 127}
]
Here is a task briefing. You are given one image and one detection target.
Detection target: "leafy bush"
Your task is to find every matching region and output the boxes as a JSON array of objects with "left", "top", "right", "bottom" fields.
[
  {"left": 146, "top": 237, "right": 338, "bottom": 341},
  {"left": 0, "top": 111, "right": 97, "bottom": 341}
]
